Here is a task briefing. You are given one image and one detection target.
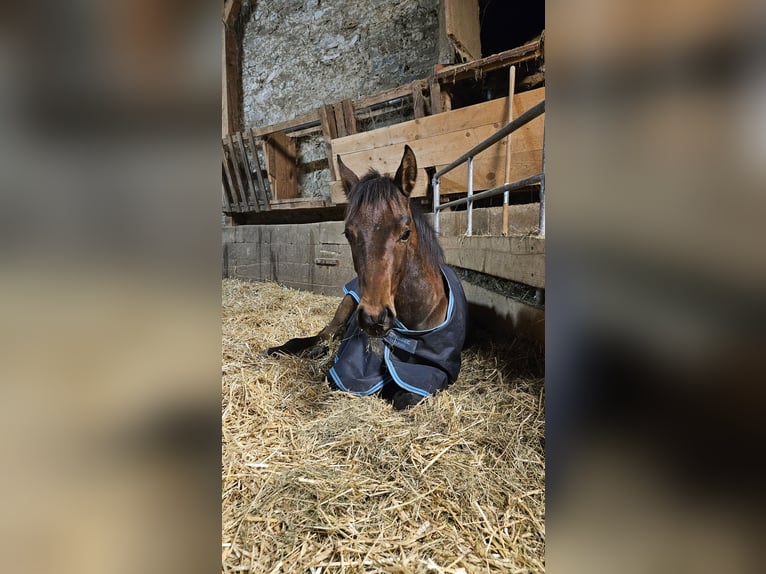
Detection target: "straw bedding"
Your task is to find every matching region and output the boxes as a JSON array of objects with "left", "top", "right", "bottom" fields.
[{"left": 222, "top": 279, "right": 545, "bottom": 573}]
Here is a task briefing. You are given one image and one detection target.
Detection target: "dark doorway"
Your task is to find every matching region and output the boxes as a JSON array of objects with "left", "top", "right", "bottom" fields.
[{"left": 479, "top": 0, "right": 544, "bottom": 57}]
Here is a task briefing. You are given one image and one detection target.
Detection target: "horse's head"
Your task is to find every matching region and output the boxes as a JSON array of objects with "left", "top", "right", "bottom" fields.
[{"left": 338, "top": 146, "right": 418, "bottom": 338}]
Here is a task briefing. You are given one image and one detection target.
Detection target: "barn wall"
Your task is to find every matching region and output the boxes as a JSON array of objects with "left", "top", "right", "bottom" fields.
[
  {"left": 223, "top": 205, "right": 544, "bottom": 343},
  {"left": 240, "top": 0, "right": 441, "bottom": 199},
  {"left": 241, "top": 0, "right": 440, "bottom": 130},
  {"left": 223, "top": 221, "right": 354, "bottom": 296}
]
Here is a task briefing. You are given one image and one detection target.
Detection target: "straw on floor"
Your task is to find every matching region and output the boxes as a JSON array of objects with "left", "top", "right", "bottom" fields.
[{"left": 222, "top": 279, "right": 545, "bottom": 573}]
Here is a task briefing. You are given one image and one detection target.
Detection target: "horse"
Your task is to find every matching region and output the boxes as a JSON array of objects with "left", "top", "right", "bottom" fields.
[{"left": 267, "top": 145, "right": 467, "bottom": 409}]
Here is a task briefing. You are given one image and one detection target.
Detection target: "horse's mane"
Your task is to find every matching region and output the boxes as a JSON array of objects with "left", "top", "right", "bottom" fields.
[{"left": 346, "top": 170, "right": 444, "bottom": 271}]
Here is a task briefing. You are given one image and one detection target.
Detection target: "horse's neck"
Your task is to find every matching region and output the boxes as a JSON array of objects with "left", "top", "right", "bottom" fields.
[{"left": 395, "top": 251, "right": 447, "bottom": 331}]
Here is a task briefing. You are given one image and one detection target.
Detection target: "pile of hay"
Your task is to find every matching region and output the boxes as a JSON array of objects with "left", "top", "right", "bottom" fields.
[{"left": 222, "top": 279, "right": 545, "bottom": 573}]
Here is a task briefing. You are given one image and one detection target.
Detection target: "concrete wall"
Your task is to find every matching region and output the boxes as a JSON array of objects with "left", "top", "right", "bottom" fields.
[
  {"left": 223, "top": 221, "right": 354, "bottom": 296},
  {"left": 223, "top": 208, "right": 545, "bottom": 343}
]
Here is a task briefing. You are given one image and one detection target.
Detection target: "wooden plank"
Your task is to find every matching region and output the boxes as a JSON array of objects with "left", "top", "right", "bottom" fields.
[
  {"left": 249, "top": 110, "right": 320, "bottom": 137},
  {"left": 429, "top": 80, "right": 443, "bottom": 115},
  {"left": 441, "top": 89, "right": 452, "bottom": 112},
  {"left": 333, "top": 89, "right": 544, "bottom": 156},
  {"left": 228, "top": 135, "right": 249, "bottom": 211},
  {"left": 330, "top": 93, "right": 544, "bottom": 201},
  {"left": 411, "top": 81, "right": 425, "bottom": 118},
  {"left": 235, "top": 131, "right": 259, "bottom": 212},
  {"left": 320, "top": 104, "right": 338, "bottom": 140},
  {"left": 222, "top": 0, "right": 243, "bottom": 136},
  {"left": 444, "top": 0, "right": 481, "bottom": 62},
  {"left": 336, "top": 128, "right": 542, "bottom": 178},
  {"left": 221, "top": 159, "right": 237, "bottom": 213},
  {"left": 270, "top": 198, "right": 328, "bottom": 210},
  {"left": 329, "top": 181, "right": 346, "bottom": 206},
  {"left": 247, "top": 129, "right": 271, "bottom": 210},
  {"left": 435, "top": 37, "right": 543, "bottom": 85},
  {"left": 263, "top": 131, "right": 297, "bottom": 201},
  {"left": 341, "top": 99, "right": 357, "bottom": 135},
  {"left": 436, "top": 156, "right": 542, "bottom": 194},
  {"left": 437, "top": 0, "right": 453, "bottom": 64},
  {"left": 225, "top": 137, "right": 247, "bottom": 211},
  {"left": 319, "top": 104, "right": 338, "bottom": 179},
  {"left": 439, "top": 235, "right": 545, "bottom": 288},
  {"left": 352, "top": 84, "right": 413, "bottom": 112},
  {"left": 333, "top": 102, "right": 347, "bottom": 137}
]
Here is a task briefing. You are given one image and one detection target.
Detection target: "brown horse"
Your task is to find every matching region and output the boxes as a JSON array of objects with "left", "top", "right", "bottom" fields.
[{"left": 268, "top": 146, "right": 467, "bottom": 409}]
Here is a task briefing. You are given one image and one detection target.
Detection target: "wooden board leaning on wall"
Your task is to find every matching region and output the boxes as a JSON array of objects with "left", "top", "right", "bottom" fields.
[{"left": 330, "top": 87, "right": 544, "bottom": 204}]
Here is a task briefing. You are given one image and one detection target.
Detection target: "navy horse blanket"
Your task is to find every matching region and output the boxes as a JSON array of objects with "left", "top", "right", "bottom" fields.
[{"left": 329, "top": 265, "right": 468, "bottom": 398}]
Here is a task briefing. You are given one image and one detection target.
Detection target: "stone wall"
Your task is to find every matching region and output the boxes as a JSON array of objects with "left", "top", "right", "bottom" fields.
[
  {"left": 241, "top": 0, "right": 440, "bottom": 129},
  {"left": 240, "top": 0, "right": 440, "bottom": 198}
]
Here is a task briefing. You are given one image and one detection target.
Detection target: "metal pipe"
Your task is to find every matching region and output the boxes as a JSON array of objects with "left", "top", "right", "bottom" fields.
[
  {"left": 503, "top": 66, "right": 516, "bottom": 236},
  {"left": 436, "top": 174, "right": 543, "bottom": 211},
  {"left": 539, "top": 122, "right": 546, "bottom": 236},
  {"left": 433, "top": 100, "right": 545, "bottom": 179},
  {"left": 466, "top": 157, "right": 474, "bottom": 236},
  {"left": 432, "top": 176, "right": 441, "bottom": 234}
]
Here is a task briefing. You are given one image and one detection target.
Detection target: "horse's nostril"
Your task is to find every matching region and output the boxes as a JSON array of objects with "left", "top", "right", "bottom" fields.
[
  {"left": 358, "top": 308, "right": 373, "bottom": 328},
  {"left": 358, "top": 306, "right": 393, "bottom": 335}
]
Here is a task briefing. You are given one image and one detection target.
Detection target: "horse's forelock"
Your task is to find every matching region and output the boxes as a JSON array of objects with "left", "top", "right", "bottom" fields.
[
  {"left": 344, "top": 172, "right": 444, "bottom": 271},
  {"left": 346, "top": 171, "right": 401, "bottom": 220}
]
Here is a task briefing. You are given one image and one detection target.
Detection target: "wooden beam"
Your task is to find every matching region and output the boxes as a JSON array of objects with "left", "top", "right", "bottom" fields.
[
  {"left": 235, "top": 131, "right": 259, "bottom": 212},
  {"left": 263, "top": 131, "right": 297, "bottom": 201},
  {"left": 223, "top": 0, "right": 242, "bottom": 25},
  {"left": 226, "top": 135, "right": 248, "bottom": 211},
  {"left": 247, "top": 129, "right": 271, "bottom": 210},
  {"left": 341, "top": 99, "right": 357, "bottom": 135},
  {"left": 319, "top": 104, "right": 338, "bottom": 179},
  {"left": 320, "top": 104, "right": 338, "bottom": 140},
  {"left": 429, "top": 80, "right": 443, "bottom": 115},
  {"left": 444, "top": 0, "right": 481, "bottom": 62},
  {"left": 352, "top": 84, "right": 413, "bottom": 112},
  {"left": 331, "top": 89, "right": 545, "bottom": 201},
  {"left": 411, "top": 81, "right": 425, "bottom": 118},
  {"left": 222, "top": 0, "right": 243, "bottom": 136},
  {"left": 221, "top": 155, "right": 238, "bottom": 213},
  {"left": 249, "top": 110, "right": 320, "bottom": 138},
  {"left": 434, "top": 37, "right": 543, "bottom": 85},
  {"left": 333, "top": 102, "right": 347, "bottom": 137},
  {"left": 333, "top": 89, "right": 544, "bottom": 155},
  {"left": 222, "top": 141, "right": 243, "bottom": 212}
]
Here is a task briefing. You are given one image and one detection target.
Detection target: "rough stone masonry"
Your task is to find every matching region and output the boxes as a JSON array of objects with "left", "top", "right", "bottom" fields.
[
  {"left": 241, "top": 0, "right": 441, "bottom": 198},
  {"left": 241, "top": 0, "right": 440, "bottom": 129}
]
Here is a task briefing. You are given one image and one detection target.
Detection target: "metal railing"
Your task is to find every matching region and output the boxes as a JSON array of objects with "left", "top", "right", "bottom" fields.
[{"left": 432, "top": 99, "right": 545, "bottom": 236}]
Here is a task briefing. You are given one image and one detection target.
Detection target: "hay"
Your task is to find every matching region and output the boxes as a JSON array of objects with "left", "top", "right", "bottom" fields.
[{"left": 222, "top": 279, "right": 545, "bottom": 573}]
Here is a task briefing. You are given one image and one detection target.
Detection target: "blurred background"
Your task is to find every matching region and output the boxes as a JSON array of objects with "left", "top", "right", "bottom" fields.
[
  {"left": 0, "top": 1, "right": 220, "bottom": 573},
  {"left": 0, "top": 1, "right": 764, "bottom": 573},
  {"left": 546, "top": 0, "right": 766, "bottom": 572}
]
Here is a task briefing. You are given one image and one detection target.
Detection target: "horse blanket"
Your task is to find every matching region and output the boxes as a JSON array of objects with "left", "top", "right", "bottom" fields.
[{"left": 329, "top": 265, "right": 467, "bottom": 397}]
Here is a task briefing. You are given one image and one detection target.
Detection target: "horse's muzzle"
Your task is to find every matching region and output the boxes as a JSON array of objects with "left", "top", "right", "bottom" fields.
[{"left": 357, "top": 305, "right": 395, "bottom": 338}]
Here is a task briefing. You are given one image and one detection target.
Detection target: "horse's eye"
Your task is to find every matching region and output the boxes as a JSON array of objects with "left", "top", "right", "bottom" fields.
[
  {"left": 400, "top": 228, "right": 411, "bottom": 241},
  {"left": 343, "top": 229, "right": 350, "bottom": 239}
]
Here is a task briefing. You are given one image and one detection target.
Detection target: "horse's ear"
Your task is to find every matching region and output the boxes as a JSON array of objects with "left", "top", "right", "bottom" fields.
[
  {"left": 394, "top": 145, "right": 417, "bottom": 197},
  {"left": 337, "top": 156, "right": 360, "bottom": 197}
]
